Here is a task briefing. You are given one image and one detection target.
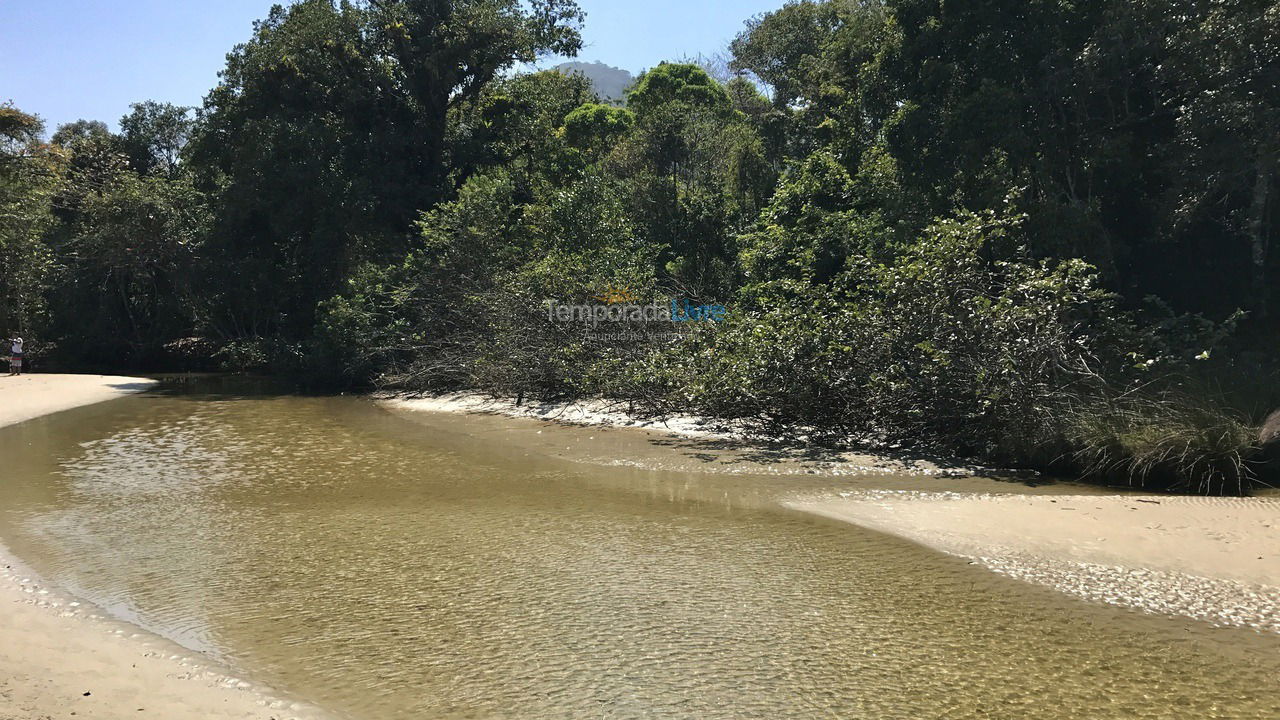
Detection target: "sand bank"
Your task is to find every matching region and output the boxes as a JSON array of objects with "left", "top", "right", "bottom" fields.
[
  {"left": 0, "top": 373, "right": 157, "bottom": 426},
  {"left": 790, "top": 491, "right": 1280, "bottom": 633},
  {"left": 0, "top": 374, "right": 322, "bottom": 720}
]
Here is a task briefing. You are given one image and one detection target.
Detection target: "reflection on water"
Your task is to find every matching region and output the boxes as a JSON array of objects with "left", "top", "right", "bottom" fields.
[{"left": 1, "top": 386, "right": 1278, "bottom": 719}]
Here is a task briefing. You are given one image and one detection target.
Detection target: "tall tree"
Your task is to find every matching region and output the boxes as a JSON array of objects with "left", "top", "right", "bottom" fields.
[
  {"left": 448, "top": 68, "right": 596, "bottom": 186},
  {"left": 0, "top": 105, "right": 61, "bottom": 339},
  {"left": 119, "top": 101, "right": 193, "bottom": 178},
  {"left": 611, "top": 64, "right": 770, "bottom": 295},
  {"left": 368, "top": 0, "right": 584, "bottom": 198},
  {"left": 1158, "top": 0, "right": 1279, "bottom": 318},
  {"left": 189, "top": 0, "right": 584, "bottom": 341}
]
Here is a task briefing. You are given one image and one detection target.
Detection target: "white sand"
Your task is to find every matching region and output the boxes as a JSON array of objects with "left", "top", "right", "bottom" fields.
[
  {"left": 0, "top": 373, "right": 158, "bottom": 425},
  {"left": 382, "top": 392, "right": 978, "bottom": 477},
  {"left": 382, "top": 391, "right": 750, "bottom": 438},
  {"left": 791, "top": 491, "right": 1280, "bottom": 633},
  {"left": 0, "top": 374, "right": 323, "bottom": 720}
]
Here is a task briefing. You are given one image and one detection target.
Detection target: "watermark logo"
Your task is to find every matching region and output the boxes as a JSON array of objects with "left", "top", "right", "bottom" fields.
[
  {"left": 544, "top": 286, "right": 727, "bottom": 328},
  {"left": 669, "top": 298, "right": 726, "bottom": 323},
  {"left": 591, "top": 285, "right": 641, "bottom": 304}
]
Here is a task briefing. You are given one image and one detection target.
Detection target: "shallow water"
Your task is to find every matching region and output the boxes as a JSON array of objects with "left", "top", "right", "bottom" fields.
[{"left": 2, "top": 383, "right": 1278, "bottom": 719}]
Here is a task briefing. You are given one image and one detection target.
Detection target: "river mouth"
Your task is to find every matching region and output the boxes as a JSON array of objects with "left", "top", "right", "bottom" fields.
[{"left": 1, "top": 382, "right": 1278, "bottom": 719}]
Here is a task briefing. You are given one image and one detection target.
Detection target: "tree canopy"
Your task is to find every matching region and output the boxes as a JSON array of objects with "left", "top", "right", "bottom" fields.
[{"left": 2, "top": 0, "right": 1276, "bottom": 491}]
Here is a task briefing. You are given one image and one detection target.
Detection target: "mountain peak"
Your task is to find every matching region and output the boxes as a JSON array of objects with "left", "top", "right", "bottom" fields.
[{"left": 553, "top": 61, "right": 634, "bottom": 103}]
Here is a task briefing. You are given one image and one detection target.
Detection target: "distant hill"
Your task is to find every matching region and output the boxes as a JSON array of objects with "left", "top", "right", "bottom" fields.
[{"left": 553, "top": 61, "right": 634, "bottom": 103}]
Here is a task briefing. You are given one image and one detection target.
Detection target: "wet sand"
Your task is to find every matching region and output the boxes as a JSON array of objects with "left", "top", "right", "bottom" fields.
[
  {"left": 0, "top": 374, "right": 319, "bottom": 720},
  {"left": 389, "top": 392, "right": 1280, "bottom": 633},
  {"left": 790, "top": 491, "right": 1280, "bottom": 633}
]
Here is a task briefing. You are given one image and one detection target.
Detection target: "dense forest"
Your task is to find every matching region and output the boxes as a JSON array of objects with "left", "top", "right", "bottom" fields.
[{"left": 2, "top": 0, "right": 1278, "bottom": 493}]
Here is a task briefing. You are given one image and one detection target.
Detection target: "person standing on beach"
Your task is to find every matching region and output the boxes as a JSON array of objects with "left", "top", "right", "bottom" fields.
[{"left": 7, "top": 337, "right": 23, "bottom": 376}]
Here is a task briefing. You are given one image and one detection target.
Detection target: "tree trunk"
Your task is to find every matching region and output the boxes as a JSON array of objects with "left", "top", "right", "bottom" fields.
[{"left": 1247, "top": 145, "right": 1272, "bottom": 318}]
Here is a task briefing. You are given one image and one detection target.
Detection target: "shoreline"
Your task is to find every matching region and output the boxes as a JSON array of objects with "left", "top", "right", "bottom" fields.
[
  {"left": 0, "top": 374, "right": 326, "bottom": 720},
  {"left": 3, "top": 378, "right": 1276, "bottom": 717},
  {"left": 387, "top": 391, "right": 1280, "bottom": 635},
  {"left": 788, "top": 491, "right": 1280, "bottom": 634},
  {"left": 379, "top": 391, "right": 985, "bottom": 478}
]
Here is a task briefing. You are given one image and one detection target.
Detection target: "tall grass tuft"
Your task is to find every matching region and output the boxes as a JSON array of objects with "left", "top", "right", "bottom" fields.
[{"left": 1062, "top": 390, "right": 1261, "bottom": 496}]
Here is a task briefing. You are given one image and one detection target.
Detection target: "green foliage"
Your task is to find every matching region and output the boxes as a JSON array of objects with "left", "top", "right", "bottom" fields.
[
  {"left": 7, "top": 1, "right": 1275, "bottom": 492},
  {"left": 312, "top": 262, "right": 420, "bottom": 382},
  {"left": 724, "top": 76, "right": 772, "bottom": 118},
  {"left": 118, "top": 101, "right": 192, "bottom": 178},
  {"left": 1063, "top": 391, "right": 1259, "bottom": 495},
  {"left": 625, "top": 63, "right": 731, "bottom": 117},
  {"left": 728, "top": 0, "right": 840, "bottom": 108},
  {"left": 730, "top": 0, "right": 897, "bottom": 161},
  {"left": 740, "top": 151, "right": 868, "bottom": 284},
  {"left": 189, "top": 0, "right": 586, "bottom": 341},
  {"left": 50, "top": 120, "right": 112, "bottom": 147},
  {"left": 563, "top": 103, "right": 634, "bottom": 154},
  {"left": 681, "top": 211, "right": 1128, "bottom": 459},
  {"left": 47, "top": 172, "right": 208, "bottom": 366},
  {"left": 842, "top": 212, "right": 1119, "bottom": 461},
  {"left": 728, "top": 0, "right": 1279, "bottom": 324},
  {"left": 213, "top": 337, "right": 304, "bottom": 374},
  {"left": 449, "top": 69, "right": 597, "bottom": 183},
  {"left": 0, "top": 103, "right": 213, "bottom": 369},
  {"left": 605, "top": 90, "right": 772, "bottom": 296},
  {"left": 357, "top": 166, "right": 659, "bottom": 393},
  {"left": 0, "top": 105, "right": 60, "bottom": 343}
]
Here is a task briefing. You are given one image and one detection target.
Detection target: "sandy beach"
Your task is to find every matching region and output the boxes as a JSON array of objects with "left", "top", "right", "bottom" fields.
[
  {"left": 389, "top": 392, "right": 1280, "bottom": 634},
  {"left": 0, "top": 374, "right": 321, "bottom": 720}
]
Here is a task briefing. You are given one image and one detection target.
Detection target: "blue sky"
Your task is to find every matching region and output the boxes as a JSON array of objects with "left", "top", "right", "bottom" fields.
[{"left": 1, "top": 0, "right": 782, "bottom": 135}]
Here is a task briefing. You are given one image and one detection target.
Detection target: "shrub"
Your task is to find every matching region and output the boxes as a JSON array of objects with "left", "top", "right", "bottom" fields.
[{"left": 665, "top": 210, "right": 1128, "bottom": 454}]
